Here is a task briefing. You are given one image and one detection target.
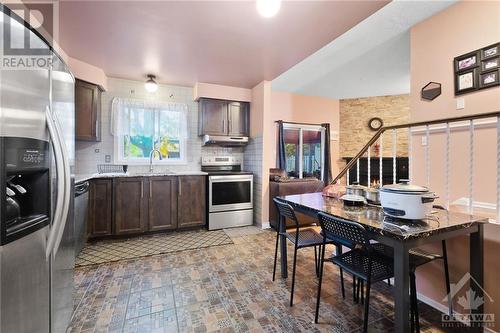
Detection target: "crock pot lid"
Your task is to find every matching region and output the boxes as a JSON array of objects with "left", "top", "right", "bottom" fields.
[
  {"left": 381, "top": 182, "right": 429, "bottom": 193},
  {"left": 340, "top": 194, "right": 366, "bottom": 202}
]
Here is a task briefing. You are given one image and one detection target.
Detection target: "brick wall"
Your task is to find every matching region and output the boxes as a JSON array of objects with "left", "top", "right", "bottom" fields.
[{"left": 339, "top": 94, "right": 410, "bottom": 159}]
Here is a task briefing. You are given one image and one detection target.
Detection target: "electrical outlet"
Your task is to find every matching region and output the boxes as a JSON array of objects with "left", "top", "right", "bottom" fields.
[
  {"left": 421, "top": 136, "right": 428, "bottom": 146},
  {"left": 105, "top": 155, "right": 111, "bottom": 163},
  {"left": 456, "top": 98, "right": 465, "bottom": 110}
]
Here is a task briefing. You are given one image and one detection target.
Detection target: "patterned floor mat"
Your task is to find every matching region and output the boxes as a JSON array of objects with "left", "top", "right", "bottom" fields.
[{"left": 75, "top": 229, "right": 233, "bottom": 267}]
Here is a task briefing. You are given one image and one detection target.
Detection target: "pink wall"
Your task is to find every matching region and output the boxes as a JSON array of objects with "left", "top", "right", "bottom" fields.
[
  {"left": 410, "top": 0, "right": 500, "bottom": 320},
  {"left": 248, "top": 82, "right": 340, "bottom": 225},
  {"left": 194, "top": 82, "right": 252, "bottom": 102},
  {"left": 67, "top": 57, "right": 108, "bottom": 90},
  {"left": 410, "top": 1, "right": 500, "bottom": 120},
  {"left": 269, "top": 91, "right": 340, "bottom": 176},
  {"left": 256, "top": 89, "right": 340, "bottom": 225}
]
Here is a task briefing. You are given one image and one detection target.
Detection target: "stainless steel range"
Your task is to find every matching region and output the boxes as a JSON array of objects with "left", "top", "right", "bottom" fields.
[{"left": 201, "top": 156, "right": 253, "bottom": 230}]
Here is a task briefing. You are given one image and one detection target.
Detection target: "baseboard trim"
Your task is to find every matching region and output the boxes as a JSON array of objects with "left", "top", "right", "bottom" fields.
[{"left": 261, "top": 222, "right": 270, "bottom": 229}]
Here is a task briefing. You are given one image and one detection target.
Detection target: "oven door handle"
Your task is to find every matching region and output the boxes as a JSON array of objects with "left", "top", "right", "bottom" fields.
[{"left": 209, "top": 175, "right": 253, "bottom": 181}]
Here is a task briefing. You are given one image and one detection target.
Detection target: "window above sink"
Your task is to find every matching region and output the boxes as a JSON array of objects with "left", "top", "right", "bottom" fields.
[{"left": 111, "top": 98, "right": 188, "bottom": 165}]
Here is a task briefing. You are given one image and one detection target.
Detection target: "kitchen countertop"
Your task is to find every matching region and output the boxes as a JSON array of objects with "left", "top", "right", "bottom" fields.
[{"left": 75, "top": 170, "right": 208, "bottom": 184}]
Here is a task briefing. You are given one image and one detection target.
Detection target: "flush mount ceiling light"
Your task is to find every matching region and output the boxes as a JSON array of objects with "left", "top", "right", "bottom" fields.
[
  {"left": 145, "top": 74, "right": 158, "bottom": 93},
  {"left": 256, "top": 0, "right": 281, "bottom": 18}
]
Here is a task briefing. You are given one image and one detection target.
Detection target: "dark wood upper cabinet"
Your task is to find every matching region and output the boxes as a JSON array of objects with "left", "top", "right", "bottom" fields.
[
  {"left": 177, "top": 176, "right": 206, "bottom": 229},
  {"left": 75, "top": 79, "right": 103, "bottom": 142},
  {"left": 228, "top": 102, "right": 249, "bottom": 136},
  {"left": 114, "top": 177, "right": 146, "bottom": 235},
  {"left": 199, "top": 98, "right": 227, "bottom": 135},
  {"left": 147, "top": 176, "right": 178, "bottom": 232},
  {"left": 87, "top": 179, "right": 113, "bottom": 238},
  {"left": 199, "top": 98, "right": 249, "bottom": 136}
]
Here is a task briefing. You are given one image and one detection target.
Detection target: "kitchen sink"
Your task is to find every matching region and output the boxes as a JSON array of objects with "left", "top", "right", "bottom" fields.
[{"left": 129, "top": 171, "right": 177, "bottom": 177}]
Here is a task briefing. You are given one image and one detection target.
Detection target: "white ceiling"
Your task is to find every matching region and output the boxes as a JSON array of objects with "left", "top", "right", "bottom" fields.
[{"left": 271, "top": 0, "right": 457, "bottom": 99}]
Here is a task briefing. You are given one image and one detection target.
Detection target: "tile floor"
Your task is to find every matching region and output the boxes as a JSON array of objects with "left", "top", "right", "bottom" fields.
[{"left": 69, "top": 227, "right": 461, "bottom": 333}]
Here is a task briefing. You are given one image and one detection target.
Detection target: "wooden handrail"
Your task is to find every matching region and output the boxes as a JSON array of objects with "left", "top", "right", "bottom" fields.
[{"left": 332, "top": 111, "right": 500, "bottom": 184}]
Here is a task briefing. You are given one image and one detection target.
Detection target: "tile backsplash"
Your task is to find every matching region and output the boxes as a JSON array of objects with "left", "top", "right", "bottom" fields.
[{"left": 75, "top": 77, "right": 242, "bottom": 175}]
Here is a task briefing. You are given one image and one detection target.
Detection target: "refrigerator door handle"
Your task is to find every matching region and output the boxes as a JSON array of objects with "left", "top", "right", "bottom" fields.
[
  {"left": 51, "top": 107, "right": 71, "bottom": 256},
  {"left": 44, "top": 106, "right": 70, "bottom": 259}
]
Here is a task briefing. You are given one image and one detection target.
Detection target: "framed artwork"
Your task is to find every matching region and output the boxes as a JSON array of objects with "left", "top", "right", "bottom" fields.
[
  {"left": 479, "top": 70, "right": 500, "bottom": 88},
  {"left": 455, "top": 68, "right": 478, "bottom": 95},
  {"left": 454, "top": 42, "right": 499, "bottom": 95},
  {"left": 481, "top": 43, "right": 499, "bottom": 59},
  {"left": 454, "top": 51, "right": 479, "bottom": 72},
  {"left": 481, "top": 57, "right": 499, "bottom": 71}
]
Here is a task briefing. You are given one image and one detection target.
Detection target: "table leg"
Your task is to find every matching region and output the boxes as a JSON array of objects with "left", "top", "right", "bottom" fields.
[
  {"left": 470, "top": 224, "right": 484, "bottom": 333},
  {"left": 280, "top": 214, "right": 288, "bottom": 278},
  {"left": 393, "top": 244, "right": 410, "bottom": 333}
]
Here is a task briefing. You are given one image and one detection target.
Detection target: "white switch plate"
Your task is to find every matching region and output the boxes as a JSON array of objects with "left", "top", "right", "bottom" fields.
[
  {"left": 456, "top": 98, "right": 465, "bottom": 110},
  {"left": 421, "top": 136, "right": 428, "bottom": 146}
]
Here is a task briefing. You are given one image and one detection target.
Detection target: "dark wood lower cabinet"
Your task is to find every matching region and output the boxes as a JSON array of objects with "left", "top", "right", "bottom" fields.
[
  {"left": 178, "top": 176, "right": 206, "bottom": 229},
  {"left": 148, "top": 176, "right": 178, "bottom": 231},
  {"left": 114, "top": 177, "right": 146, "bottom": 235},
  {"left": 87, "top": 179, "right": 113, "bottom": 237},
  {"left": 86, "top": 175, "right": 206, "bottom": 240}
]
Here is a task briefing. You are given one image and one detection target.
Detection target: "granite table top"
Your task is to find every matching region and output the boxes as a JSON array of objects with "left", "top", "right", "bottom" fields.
[{"left": 280, "top": 192, "right": 489, "bottom": 241}]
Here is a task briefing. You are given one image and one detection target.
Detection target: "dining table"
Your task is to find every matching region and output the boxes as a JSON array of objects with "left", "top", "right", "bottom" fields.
[{"left": 277, "top": 192, "right": 489, "bottom": 333}]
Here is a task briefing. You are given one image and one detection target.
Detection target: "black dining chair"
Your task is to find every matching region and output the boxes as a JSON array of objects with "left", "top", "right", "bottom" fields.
[
  {"left": 272, "top": 198, "right": 342, "bottom": 306},
  {"left": 315, "top": 212, "right": 394, "bottom": 332}
]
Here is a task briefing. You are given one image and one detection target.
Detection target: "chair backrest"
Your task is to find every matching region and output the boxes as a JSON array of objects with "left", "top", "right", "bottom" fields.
[
  {"left": 317, "top": 212, "right": 370, "bottom": 248},
  {"left": 273, "top": 198, "right": 299, "bottom": 229}
]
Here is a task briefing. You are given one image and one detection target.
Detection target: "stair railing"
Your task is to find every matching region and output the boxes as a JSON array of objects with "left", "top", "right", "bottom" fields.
[{"left": 332, "top": 111, "right": 500, "bottom": 221}]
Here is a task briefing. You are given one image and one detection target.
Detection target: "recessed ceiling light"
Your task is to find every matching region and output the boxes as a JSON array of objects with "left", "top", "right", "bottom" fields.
[
  {"left": 145, "top": 74, "right": 158, "bottom": 93},
  {"left": 256, "top": 0, "right": 281, "bottom": 18}
]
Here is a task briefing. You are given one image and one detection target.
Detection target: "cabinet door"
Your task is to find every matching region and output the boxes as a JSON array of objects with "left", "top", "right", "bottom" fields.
[
  {"left": 199, "top": 98, "right": 227, "bottom": 135},
  {"left": 114, "top": 177, "right": 146, "bottom": 235},
  {"left": 178, "top": 176, "right": 206, "bottom": 229},
  {"left": 148, "top": 177, "right": 178, "bottom": 231},
  {"left": 87, "top": 179, "right": 112, "bottom": 237},
  {"left": 228, "top": 102, "right": 249, "bottom": 136},
  {"left": 75, "top": 79, "right": 101, "bottom": 142}
]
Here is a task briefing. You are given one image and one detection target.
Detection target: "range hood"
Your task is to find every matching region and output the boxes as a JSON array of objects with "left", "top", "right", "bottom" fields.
[{"left": 202, "top": 135, "right": 249, "bottom": 147}]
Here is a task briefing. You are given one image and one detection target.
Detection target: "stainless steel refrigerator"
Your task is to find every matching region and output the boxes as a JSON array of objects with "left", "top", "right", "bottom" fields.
[{"left": 0, "top": 5, "right": 75, "bottom": 333}]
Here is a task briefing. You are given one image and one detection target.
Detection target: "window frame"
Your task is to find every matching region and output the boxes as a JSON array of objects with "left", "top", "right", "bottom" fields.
[
  {"left": 113, "top": 103, "right": 187, "bottom": 166},
  {"left": 282, "top": 123, "right": 325, "bottom": 179}
]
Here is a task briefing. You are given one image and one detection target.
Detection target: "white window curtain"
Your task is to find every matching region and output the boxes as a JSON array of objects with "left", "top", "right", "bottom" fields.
[{"left": 111, "top": 97, "right": 189, "bottom": 164}]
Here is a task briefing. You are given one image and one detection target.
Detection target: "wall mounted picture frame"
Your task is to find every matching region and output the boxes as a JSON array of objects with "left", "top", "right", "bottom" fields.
[
  {"left": 479, "top": 70, "right": 499, "bottom": 88},
  {"left": 455, "top": 68, "right": 478, "bottom": 95},
  {"left": 481, "top": 43, "right": 499, "bottom": 59},
  {"left": 481, "top": 57, "right": 499, "bottom": 71},
  {"left": 454, "top": 42, "right": 500, "bottom": 95},
  {"left": 454, "top": 51, "right": 479, "bottom": 72}
]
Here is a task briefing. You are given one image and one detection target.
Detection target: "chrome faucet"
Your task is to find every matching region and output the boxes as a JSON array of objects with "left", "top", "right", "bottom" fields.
[{"left": 149, "top": 148, "right": 162, "bottom": 172}]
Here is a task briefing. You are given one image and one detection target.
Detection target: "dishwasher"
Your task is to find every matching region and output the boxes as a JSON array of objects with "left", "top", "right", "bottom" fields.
[{"left": 74, "top": 181, "right": 90, "bottom": 256}]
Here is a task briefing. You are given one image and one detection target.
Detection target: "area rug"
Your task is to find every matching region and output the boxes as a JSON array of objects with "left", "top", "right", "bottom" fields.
[{"left": 75, "top": 229, "right": 233, "bottom": 267}]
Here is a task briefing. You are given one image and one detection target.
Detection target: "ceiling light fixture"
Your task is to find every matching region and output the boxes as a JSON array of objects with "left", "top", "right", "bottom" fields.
[
  {"left": 256, "top": 0, "right": 281, "bottom": 18},
  {"left": 145, "top": 74, "right": 158, "bottom": 93}
]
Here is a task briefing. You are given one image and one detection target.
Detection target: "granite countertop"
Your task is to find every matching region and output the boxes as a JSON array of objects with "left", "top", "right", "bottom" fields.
[
  {"left": 75, "top": 170, "right": 208, "bottom": 184},
  {"left": 280, "top": 192, "right": 489, "bottom": 241}
]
